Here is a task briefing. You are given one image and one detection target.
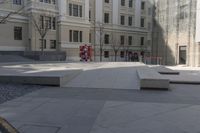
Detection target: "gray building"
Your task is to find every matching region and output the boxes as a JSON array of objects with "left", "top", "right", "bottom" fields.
[{"left": 152, "top": 0, "right": 200, "bottom": 67}]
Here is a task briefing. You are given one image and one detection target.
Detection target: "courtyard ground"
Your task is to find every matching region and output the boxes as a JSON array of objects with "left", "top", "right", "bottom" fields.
[{"left": 0, "top": 62, "right": 200, "bottom": 133}]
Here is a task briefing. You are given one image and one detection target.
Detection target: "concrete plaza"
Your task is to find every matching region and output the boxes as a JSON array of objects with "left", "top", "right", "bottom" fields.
[{"left": 1, "top": 62, "right": 200, "bottom": 133}]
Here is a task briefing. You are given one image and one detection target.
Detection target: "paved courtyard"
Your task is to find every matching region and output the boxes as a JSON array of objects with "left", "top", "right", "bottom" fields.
[
  {"left": 1, "top": 62, "right": 200, "bottom": 133},
  {"left": 1, "top": 84, "right": 200, "bottom": 133}
]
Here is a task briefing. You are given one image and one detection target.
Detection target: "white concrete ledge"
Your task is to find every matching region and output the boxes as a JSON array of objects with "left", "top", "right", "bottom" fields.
[
  {"left": 153, "top": 66, "right": 180, "bottom": 75},
  {"left": 137, "top": 67, "right": 170, "bottom": 90},
  {"left": 0, "top": 69, "right": 82, "bottom": 87}
]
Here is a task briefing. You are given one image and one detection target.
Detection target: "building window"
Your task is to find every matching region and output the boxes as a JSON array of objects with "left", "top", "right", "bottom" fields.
[
  {"left": 105, "top": 0, "right": 109, "bottom": 3},
  {"left": 140, "top": 37, "right": 144, "bottom": 45},
  {"left": 128, "top": 16, "right": 132, "bottom": 26},
  {"left": 39, "top": 0, "right": 55, "bottom": 4},
  {"left": 73, "top": 31, "right": 79, "bottom": 42},
  {"left": 69, "top": 4, "right": 72, "bottom": 16},
  {"left": 14, "top": 27, "right": 22, "bottom": 40},
  {"left": 50, "top": 40, "right": 56, "bottom": 49},
  {"left": 148, "top": 8, "right": 152, "bottom": 16},
  {"left": 40, "top": 39, "right": 46, "bottom": 49},
  {"left": 69, "top": 30, "right": 83, "bottom": 42},
  {"left": 104, "top": 34, "right": 110, "bottom": 44},
  {"left": 121, "top": 15, "right": 125, "bottom": 25},
  {"left": 52, "top": 17, "right": 56, "bottom": 30},
  {"left": 79, "top": 5, "right": 82, "bottom": 17},
  {"left": 180, "top": 5, "right": 188, "bottom": 19},
  {"left": 13, "top": 0, "right": 21, "bottom": 5},
  {"left": 128, "top": 36, "right": 132, "bottom": 45},
  {"left": 120, "top": 35, "right": 125, "bottom": 45},
  {"left": 141, "top": 1, "right": 145, "bottom": 10},
  {"left": 69, "top": 4, "right": 83, "bottom": 17},
  {"left": 43, "top": 0, "right": 50, "bottom": 4},
  {"left": 104, "top": 13, "right": 109, "bottom": 23},
  {"left": 40, "top": 16, "right": 44, "bottom": 29},
  {"left": 40, "top": 16, "right": 56, "bottom": 30},
  {"left": 121, "top": 0, "right": 125, "bottom": 6},
  {"left": 129, "top": 0, "right": 133, "bottom": 7},
  {"left": 69, "top": 30, "right": 72, "bottom": 42},
  {"left": 89, "top": 10, "right": 91, "bottom": 21},
  {"left": 73, "top": 5, "right": 79, "bottom": 16},
  {"left": 89, "top": 33, "right": 91, "bottom": 43},
  {"left": 141, "top": 18, "right": 145, "bottom": 27},
  {"left": 120, "top": 51, "right": 125, "bottom": 58},
  {"left": 52, "top": 0, "right": 56, "bottom": 4},
  {"left": 104, "top": 51, "right": 109, "bottom": 58},
  {"left": 79, "top": 31, "right": 82, "bottom": 42},
  {"left": 45, "top": 16, "right": 51, "bottom": 29},
  {"left": 148, "top": 22, "right": 151, "bottom": 31}
]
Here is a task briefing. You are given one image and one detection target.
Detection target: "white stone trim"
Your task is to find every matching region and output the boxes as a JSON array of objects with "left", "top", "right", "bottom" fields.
[{"left": 0, "top": 46, "right": 25, "bottom": 51}]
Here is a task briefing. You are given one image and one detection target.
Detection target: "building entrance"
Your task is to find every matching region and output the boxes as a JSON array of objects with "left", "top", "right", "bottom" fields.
[{"left": 179, "top": 46, "right": 187, "bottom": 64}]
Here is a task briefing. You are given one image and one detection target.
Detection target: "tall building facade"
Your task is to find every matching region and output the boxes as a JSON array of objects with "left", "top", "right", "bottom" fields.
[
  {"left": 152, "top": 0, "right": 200, "bottom": 66},
  {"left": 0, "top": 0, "right": 153, "bottom": 61},
  {"left": 90, "top": 0, "right": 153, "bottom": 61}
]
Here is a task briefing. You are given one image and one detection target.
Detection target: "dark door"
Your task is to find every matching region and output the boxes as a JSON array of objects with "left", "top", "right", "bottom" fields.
[{"left": 179, "top": 46, "right": 186, "bottom": 64}]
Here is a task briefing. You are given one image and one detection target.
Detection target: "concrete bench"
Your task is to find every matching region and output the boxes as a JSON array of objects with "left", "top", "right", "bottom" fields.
[
  {"left": 137, "top": 67, "right": 170, "bottom": 90},
  {"left": 0, "top": 69, "right": 82, "bottom": 87},
  {"left": 154, "top": 66, "right": 180, "bottom": 75}
]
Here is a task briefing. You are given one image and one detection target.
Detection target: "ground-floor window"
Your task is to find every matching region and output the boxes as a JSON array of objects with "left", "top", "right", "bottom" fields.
[
  {"left": 50, "top": 40, "right": 56, "bottom": 49},
  {"left": 104, "top": 51, "right": 109, "bottom": 58},
  {"left": 14, "top": 26, "right": 22, "bottom": 40},
  {"left": 69, "top": 30, "right": 83, "bottom": 42},
  {"left": 39, "top": 39, "right": 46, "bottom": 49},
  {"left": 120, "top": 51, "right": 125, "bottom": 58}
]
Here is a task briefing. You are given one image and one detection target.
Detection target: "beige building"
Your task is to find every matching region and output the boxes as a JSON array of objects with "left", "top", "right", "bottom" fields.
[
  {"left": 152, "top": 0, "right": 200, "bottom": 67},
  {"left": 0, "top": 0, "right": 153, "bottom": 61},
  {"left": 90, "top": 0, "right": 153, "bottom": 61}
]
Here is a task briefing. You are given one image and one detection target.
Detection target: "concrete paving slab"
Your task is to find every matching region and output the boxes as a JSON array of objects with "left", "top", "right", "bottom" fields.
[
  {"left": 90, "top": 101, "right": 190, "bottom": 133},
  {"left": 65, "top": 62, "right": 142, "bottom": 90},
  {"left": 1, "top": 83, "right": 200, "bottom": 133}
]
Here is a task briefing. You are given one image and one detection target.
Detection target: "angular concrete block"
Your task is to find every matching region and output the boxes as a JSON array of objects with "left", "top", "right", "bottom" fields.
[
  {"left": 137, "top": 67, "right": 170, "bottom": 90},
  {"left": 0, "top": 69, "right": 82, "bottom": 87}
]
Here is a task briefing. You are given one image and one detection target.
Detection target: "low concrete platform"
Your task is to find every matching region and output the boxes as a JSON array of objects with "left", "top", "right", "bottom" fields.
[
  {"left": 137, "top": 66, "right": 170, "bottom": 90},
  {"left": 0, "top": 70, "right": 82, "bottom": 87},
  {"left": 0, "top": 63, "right": 82, "bottom": 87},
  {"left": 151, "top": 66, "right": 180, "bottom": 75}
]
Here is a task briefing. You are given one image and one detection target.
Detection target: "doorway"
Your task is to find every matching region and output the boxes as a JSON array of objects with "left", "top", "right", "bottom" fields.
[{"left": 179, "top": 46, "right": 186, "bottom": 64}]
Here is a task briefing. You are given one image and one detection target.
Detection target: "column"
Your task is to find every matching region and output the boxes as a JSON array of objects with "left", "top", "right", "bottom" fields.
[
  {"left": 58, "top": 0, "right": 67, "bottom": 21},
  {"left": 135, "top": 0, "right": 141, "bottom": 27}
]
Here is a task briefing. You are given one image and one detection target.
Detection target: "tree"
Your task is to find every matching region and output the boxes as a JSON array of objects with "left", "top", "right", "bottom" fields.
[
  {"left": 95, "top": 22, "right": 104, "bottom": 62},
  {"left": 122, "top": 45, "right": 132, "bottom": 61},
  {"left": 0, "top": 0, "right": 26, "bottom": 24},
  {"left": 110, "top": 33, "right": 122, "bottom": 62},
  {"left": 31, "top": 13, "right": 51, "bottom": 53}
]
